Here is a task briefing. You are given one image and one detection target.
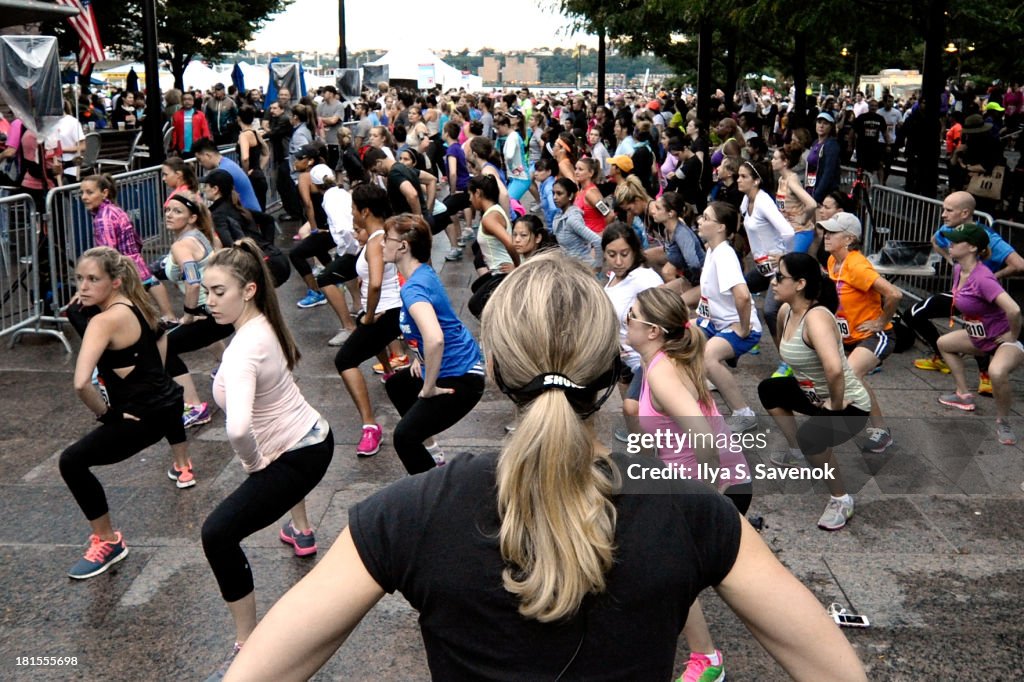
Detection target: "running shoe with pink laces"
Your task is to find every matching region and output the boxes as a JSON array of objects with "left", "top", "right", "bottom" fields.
[
  {"left": 167, "top": 460, "right": 196, "bottom": 489},
  {"left": 68, "top": 532, "right": 129, "bottom": 579},
  {"left": 357, "top": 424, "right": 383, "bottom": 457},
  {"left": 677, "top": 649, "right": 725, "bottom": 682}
]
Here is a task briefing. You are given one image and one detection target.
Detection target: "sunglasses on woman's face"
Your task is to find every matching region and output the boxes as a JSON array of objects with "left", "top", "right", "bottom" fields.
[{"left": 774, "top": 271, "right": 794, "bottom": 283}]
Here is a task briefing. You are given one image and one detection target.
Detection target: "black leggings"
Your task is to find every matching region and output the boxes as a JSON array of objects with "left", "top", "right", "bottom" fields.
[
  {"left": 59, "top": 401, "right": 186, "bottom": 521},
  {"left": 201, "top": 430, "right": 334, "bottom": 603},
  {"left": 165, "top": 315, "right": 235, "bottom": 378},
  {"left": 758, "top": 376, "right": 870, "bottom": 457},
  {"left": 288, "top": 230, "right": 335, "bottom": 279},
  {"left": 384, "top": 369, "right": 485, "bottom": 474},
  {"left": 334, "top": 307, "right": 401, "bottom": 372}
]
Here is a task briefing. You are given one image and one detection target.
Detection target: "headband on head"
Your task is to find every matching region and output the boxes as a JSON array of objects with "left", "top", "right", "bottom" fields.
[
  {"left": 743, "top": 161, "right": 762, "bottom": 184},
  {"left": 493, "top": 355, "right": 622, "bottom": 420},
  {"left": 168, "top": 193, "right": 200, "bottom": 214}
]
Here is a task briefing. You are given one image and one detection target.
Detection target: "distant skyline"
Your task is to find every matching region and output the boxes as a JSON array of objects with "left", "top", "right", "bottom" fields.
[{"left": 247, "top": 0, "right": 600, "bottom": 54}]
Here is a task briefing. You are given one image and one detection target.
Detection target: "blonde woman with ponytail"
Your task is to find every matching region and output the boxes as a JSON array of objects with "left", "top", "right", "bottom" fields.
[
  {"left": 222, "top": 254, "right": 867, "bottom": 682},
  {"left": 61, "top": 248, "right": 191, "bottom": 580},
  {"left": 628, "top": 286, "right": 752, "bottom": 682}
]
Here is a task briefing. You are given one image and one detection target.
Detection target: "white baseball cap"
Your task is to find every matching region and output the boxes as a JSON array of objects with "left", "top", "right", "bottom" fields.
[{"left": 310, "top": 164, "right": 334, "bottom": 186}]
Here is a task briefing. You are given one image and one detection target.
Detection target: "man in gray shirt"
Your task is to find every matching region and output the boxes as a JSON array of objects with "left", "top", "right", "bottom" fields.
[
  {"left": 317, "top": 85, "right": 345, "bottom": 170},
  {"left": 353, "top": 101, "right": 373, "bottom": 149}
]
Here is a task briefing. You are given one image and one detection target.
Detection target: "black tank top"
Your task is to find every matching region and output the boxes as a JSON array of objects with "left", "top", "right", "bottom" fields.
[
  {"left": 97, "top": 303, "right": 183, "bottom": 415},
  {"left": 237, "top": 129, "right": 265, "bottom": 176}
]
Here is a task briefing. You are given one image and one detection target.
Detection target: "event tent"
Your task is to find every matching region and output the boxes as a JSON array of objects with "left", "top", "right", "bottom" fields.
[{"left": 365, "top": 48, "right": 482, "bottom": 91}]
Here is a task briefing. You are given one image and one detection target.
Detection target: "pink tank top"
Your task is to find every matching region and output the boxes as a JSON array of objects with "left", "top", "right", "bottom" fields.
[
  {"left": 574, "top": 182, "right": 606, "bottom": 234},
  {"left": 638, "top": 351, "right": 751, "bottom": 483}
]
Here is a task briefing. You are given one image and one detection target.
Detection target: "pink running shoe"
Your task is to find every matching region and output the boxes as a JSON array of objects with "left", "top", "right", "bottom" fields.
[
  {"left": 279, "top": 521, "right": 317, "bottom": 557},
  {"left": 678, "top": 650, "right": 725, "bottom": 682},
  {"left": 357, "top": 424, "right": 383, "bottom": 457}
]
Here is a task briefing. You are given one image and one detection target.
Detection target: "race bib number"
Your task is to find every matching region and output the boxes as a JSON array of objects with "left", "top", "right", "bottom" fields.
[
  {"left": 697, "top": 296, "right": 711, "bottom": 319},
  {"left": 964, "top": 318, "right": 986, "bottom": 338},
  {"left": 775, "top": 192, "right": 786, "bottom": 212},
  {"left": 806, "top": 171, "right": 817, "bottom": 188},
  {"left": 97, "top": 376, "right": 110, "bottom": 406},
  {"left": 799, "top": 380, "right": 824, "bottom": 407},
  {"left": 755, "top": 254, "right": 774, "bottom": 277},
  {"left": 836, "top": 316, "right": 851, "bottom": 339}
]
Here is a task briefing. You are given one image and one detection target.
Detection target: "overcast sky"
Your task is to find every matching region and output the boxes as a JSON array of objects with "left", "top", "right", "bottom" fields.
[{"left": 247, "top": 0, "right": 600, "bottom": 53}]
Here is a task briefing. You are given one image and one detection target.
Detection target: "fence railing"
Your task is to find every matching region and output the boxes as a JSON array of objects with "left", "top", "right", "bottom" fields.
[
  {"left": 0, "top": 192, "right": 71, "bottom": 351},
  {"left": 859, "top": 184, "right": 995, "bottom": 301}
]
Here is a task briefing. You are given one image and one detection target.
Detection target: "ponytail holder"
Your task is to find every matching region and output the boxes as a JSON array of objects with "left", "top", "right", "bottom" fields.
[
  {"left": 664, "top": 324, "right": 688, "bottom": 340},
  {"left": 493, "top": 356, "right": 622, "bottom": 420}
]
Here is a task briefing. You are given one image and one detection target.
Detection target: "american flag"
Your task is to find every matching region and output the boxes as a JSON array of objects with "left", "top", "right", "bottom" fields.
[{"left": 55, "top": 0, "right": 106, "bottom": 74}]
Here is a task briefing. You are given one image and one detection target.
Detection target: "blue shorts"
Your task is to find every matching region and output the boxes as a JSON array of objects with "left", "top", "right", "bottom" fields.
[
  {"left": 142, "top": 275, "right": 160, "bottom": 289},
  {"left": 792, "top": 230, "right": 815, "bottom": 254},
  {"left": 507, "top": 177, "right": 531, "bottom": 201},
  {"left": 697, "top": 318, "right": 762, "bottom": 359}
]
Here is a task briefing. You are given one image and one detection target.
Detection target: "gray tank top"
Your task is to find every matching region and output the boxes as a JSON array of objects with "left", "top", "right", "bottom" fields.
[
  {"left": 165, "top": 229, "right": 214, "bottom": 305},
  {"left": 779, "top": 307, "right": 871, "bottom": 411}
]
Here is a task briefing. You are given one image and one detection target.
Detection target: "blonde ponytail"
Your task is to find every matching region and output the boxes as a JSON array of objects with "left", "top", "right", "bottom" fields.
[{"left": 482, "top": 252, "right": 620, "bottom": 622}]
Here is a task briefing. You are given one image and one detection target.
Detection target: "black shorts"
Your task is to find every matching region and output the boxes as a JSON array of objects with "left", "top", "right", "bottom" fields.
[
  {"left": 314, "top": 253, "right": 358, "bottom": 288},
  {"left": 844, "top": 329, "right": 894, "bottom": 364}
]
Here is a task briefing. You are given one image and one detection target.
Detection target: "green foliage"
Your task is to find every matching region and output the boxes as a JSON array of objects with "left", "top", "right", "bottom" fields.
[
  {"left": 45, "top": 0, "right": 292, "bottom": 88},
  {"left": 441, "top": 49, "right": 671, "bottom": 85}
]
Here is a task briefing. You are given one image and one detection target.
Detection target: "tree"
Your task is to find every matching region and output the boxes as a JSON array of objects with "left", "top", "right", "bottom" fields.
[{"left": 45, "top": 0, "right": 292, "bottom": 91}]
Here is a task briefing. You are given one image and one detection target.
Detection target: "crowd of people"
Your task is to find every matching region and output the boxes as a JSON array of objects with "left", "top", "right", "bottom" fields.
[{"left": 7, "top": 75, "right": 1023, "bottom": 681}]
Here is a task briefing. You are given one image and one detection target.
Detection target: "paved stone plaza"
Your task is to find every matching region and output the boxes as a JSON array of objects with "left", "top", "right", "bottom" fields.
[{"left": 1, "top": 232, "right": 1022, "bottom": 681}]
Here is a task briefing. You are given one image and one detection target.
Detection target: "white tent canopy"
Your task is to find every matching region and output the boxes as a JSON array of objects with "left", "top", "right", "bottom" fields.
[{"left": 365, "top": 48, "right": 482, "bottom": 92}]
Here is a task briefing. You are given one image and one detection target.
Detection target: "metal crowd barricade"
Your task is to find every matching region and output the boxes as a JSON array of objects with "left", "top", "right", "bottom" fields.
[
  {"left": 0, "top": 193, "right": 71, "bottom": 351},
  {"left": 860, "top": 185, "right": 994, "bottom": 301},
  {"left": 992, "top": 219, "right": 1024, "bottom": 302},
  {"left": 44, "top": 166, "right": 171, "bottom": 319}
]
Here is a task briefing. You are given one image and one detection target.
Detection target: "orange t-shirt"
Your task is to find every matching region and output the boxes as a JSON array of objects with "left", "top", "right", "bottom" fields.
[{"left": 828, "top": 250, "right": 891, "bottom": 343}]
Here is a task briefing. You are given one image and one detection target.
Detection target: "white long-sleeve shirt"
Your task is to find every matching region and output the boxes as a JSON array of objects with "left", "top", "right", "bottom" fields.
[
  {"left": 213, "top": 315, "right": 320, "bottom": 473},
  {"left": 740, "top": 190, "right": 795, "bottom": 258}
]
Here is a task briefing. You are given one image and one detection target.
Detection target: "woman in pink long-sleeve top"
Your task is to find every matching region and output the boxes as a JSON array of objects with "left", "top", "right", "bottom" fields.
[{"left": 80, "top": 174, "right": 174, "bottom": 320}]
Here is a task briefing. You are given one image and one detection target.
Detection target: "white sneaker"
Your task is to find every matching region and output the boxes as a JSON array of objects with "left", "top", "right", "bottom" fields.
[
  {"left": 818, "top": 497, "right": 854, "bottom": 531},
  {"left": 328, "top": 329, "right": 351, "bottom": 346},
  {"left": 726, "top": 412, "right": 758, "bottom": 433},
  {"left": 769, "top": 450, "right": 808, "bottom": 468}
]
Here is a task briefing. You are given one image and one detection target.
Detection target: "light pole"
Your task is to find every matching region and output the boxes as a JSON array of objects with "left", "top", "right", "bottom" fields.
[{"left": 944, "top": 41, "right": 974, "bottom": 84}]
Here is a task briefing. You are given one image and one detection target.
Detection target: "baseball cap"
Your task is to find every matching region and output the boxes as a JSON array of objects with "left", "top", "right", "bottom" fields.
[
  {"left": 609, "top": 155, "right": 634, "bottom": 173},
  {"left": 295, "top": 144, "right": 320, "bottom": 160},
  {"left": 647, "top": 100, "right": 662, "bottom": 112},
  {"left": 816, "top": 111, "right": 835, "bottom": 124},
  {"left": 309, "top": 164, "right": 334, "bottom": 186},
  {"left": 818, "top": 213, "right": 862, "bottom": 239},
  {"left": 985, "top": 101, "right": 1005, "bottom": 112},
  {"left": 941, "top": 222, "right": 989, "bottom": 250}
]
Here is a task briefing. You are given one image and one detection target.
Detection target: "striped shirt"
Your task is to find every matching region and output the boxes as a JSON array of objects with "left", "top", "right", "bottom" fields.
[
  {"left": 93, "top": 200, "right": 152, "bottom": 280},
  {"left": 780, "top": 307, "right": 871, "bottom": 411}
]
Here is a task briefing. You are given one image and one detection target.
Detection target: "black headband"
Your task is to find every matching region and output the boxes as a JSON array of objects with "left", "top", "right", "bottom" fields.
[
  {"left": 168, "top": 193, "right": 200, "bottom": 214},
  {"left": 493, "top": 356, "right": 622, "bottom": 420}
]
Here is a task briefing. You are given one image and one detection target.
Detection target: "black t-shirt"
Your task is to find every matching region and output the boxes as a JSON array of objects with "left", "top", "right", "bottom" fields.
[
  {"left": 852, "top": 113, "right": 885, "bottom": 169},
  {"left": 349, "top": 451, "right": 741, "bottom": 681},
  {"left": 387, "top": 162, "right": 427, "bottom": 215},
  {"left": 631, "top": 144, "right": 657, "bottom": 197}
]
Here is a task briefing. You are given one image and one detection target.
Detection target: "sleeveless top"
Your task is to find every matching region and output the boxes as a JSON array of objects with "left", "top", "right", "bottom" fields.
[
  {"left": 97, "top": 302, "right": 183, "bottom": 416},
  {"left": 574, "top": 182, "right": 607, "bottom": 234},
  {"left": 638, "top": 351, "right": 750, "bottom": 482},
  {"left": 356, "top": 230, "right": 403, "bottom": 315},
  {"left": 237, "top": 128, "right": 264, "bottom": 176},
  {"left": 779, "top": 308, "right": 871, "bottom": 411},
  {"left": 476, "top": 204, "right": 513, "bottom": 274},
  {"left": 165, "top": 228, "right": 214, "bottom": 305}
]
